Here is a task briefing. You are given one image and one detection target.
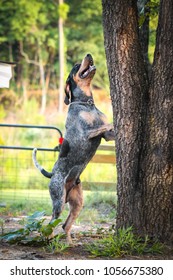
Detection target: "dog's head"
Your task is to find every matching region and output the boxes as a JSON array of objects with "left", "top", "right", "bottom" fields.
[{"left": 64, "top": 54, "right": 96, "bottom": 105}]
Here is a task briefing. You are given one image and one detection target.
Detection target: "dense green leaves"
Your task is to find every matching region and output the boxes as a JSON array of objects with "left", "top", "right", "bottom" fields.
[
  {"left": 58, "top": 2, "right": 69, "bottom": 20},
  {"left": 0, "top": 0, "right": 106, "bottom": 91},
  {"left": 0, "top": 0, "right": 159, "bottom": 100},
  {"left": 0, "top": 211, "right": 62, "bottom": 245},
  {"left": 0, "top": 0, "right": 42, "bottom": 42}
]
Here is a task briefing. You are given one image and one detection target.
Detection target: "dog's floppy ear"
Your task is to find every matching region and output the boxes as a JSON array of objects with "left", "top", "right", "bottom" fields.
[{"left": 64, "top": 79, "right": 71, "bottom": 105}]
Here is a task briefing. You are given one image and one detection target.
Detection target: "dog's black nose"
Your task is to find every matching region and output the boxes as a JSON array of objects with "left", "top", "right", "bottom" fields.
[{"left": 86, "top": 54, "right": 93, "bottom": 64}]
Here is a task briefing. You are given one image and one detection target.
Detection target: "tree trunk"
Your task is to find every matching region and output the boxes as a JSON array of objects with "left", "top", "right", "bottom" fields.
[
  {"left": 22, "top": 79, "right": 28, "bottom": 105},
  {"left": 141, "top": 0, "right": 173, "bottom": 241},
  {"left": 45, "top": 52, "right": 54, "bottom": 93},
  {"left": 102, "top": 0, "right": 173, "bottom": 242},
  {"left": 102, "top": 0, "right": 149, "bottom": 230},
  {"left": 38, "top": 44, "right": 47, "bottom": 114},
  {"left": 58, "top": 0, "right": 65, "bottom": 113}
]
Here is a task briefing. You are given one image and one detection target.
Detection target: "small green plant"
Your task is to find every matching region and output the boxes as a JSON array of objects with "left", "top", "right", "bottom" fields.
[
  {"left": 85, "top": 226, "right": 163, "bottom": 258},
  {"left": 0, "top": 211, "right": 62, "bottom": 245},
  {"left": 45, "top": 233, "right": 69, "bottom": 253}
]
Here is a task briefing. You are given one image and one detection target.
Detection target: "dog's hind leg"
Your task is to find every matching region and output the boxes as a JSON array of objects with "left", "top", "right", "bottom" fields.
[
  {"left": 49, "top": 172, "right": 66, "bottom": 220},
  {"left": 63, "top": 182, "right": 83, "bottom": 244}
]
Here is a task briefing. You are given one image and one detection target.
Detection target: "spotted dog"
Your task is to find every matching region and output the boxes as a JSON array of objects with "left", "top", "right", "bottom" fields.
[{"left": 33, "top": 54, "right": 114, "bottom": 243}]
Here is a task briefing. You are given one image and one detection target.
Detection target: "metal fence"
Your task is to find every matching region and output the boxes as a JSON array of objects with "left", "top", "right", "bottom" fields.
[
  {"left": 0, "top": 123, "right": 116, "bottom": 212},
  {"left": 0, "top": 124, "right": 62, "bottom": 212}
]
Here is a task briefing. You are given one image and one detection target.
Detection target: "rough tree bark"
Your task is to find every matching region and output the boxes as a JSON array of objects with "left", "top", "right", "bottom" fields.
[{"left": 102, "top": 0, "right": 173, "bottom": 242}]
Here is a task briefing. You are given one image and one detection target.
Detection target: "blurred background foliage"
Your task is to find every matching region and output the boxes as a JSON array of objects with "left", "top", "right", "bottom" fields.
[
  {"left": 0, "top": 0, "right": 158, "bottom": 107},
  {"left": 0, "top": 0, "right": 107, "bottom": 94}
]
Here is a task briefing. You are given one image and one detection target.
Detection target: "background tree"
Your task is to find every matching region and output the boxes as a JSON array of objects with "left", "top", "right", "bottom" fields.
[
  {"left": 58, "top": 0, "right": 69, "bottom": 113},
  {"left": 66, "top": 0, "right": 108, "bottom": 90},
  {"left": 102, "top": 0, "right": 173, "bottom": 241},
  {"left": 0, "top": 0, "right": 109, "bottom": 110},
  {"left": 0, "top": 0, "right": 58, "bottom": 112}
]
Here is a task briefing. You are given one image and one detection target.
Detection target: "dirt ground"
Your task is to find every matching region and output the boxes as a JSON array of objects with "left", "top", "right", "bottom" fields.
[
  {"left": 0, "top": 234, "right": 98, "bottom": 260},
  {"left": 0, "top": 216, "right": 173, "bottom": 260},
  {"left": 0, "top": 216, "right": 111, "bottom": 260}
]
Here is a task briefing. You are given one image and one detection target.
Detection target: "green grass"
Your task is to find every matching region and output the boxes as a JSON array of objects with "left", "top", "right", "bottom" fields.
[
  {"left": 0, "top": 189, "right": 117, "bottom": 223},
  {"left": 86, "top": 227, "right": 163, "bottom": 258},
  {"left": 0, "top": 189, "right": 52, "bottom": 215},
  {"left": 0, "top": 188, "right": 50, "bottom": 201}
]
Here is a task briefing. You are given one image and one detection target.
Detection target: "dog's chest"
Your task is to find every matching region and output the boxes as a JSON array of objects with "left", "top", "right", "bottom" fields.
[
  {"left": 79, "top": 111, "right": 97, "bottom": 126},
  {"left": 79, "top": 107, "right": 107, "bottom": 127},
  {"left": 65, "top": 106, "right": 108, "bottom": 139}
]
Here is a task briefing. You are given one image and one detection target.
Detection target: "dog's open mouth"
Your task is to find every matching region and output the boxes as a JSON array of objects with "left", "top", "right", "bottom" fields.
[
  {"left": 79, "top": 54, "right": 96, "bottom": 79},
  {"left": 80, "top": 65, "right": 96, "bottom": 79}
]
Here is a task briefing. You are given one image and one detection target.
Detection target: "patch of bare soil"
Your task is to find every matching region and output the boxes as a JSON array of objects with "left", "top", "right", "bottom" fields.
[
  {"left": 0, "top": 216, "right": 173, "bottom": 260},
  {"left": 0, "top": 235, "right": 96, "bottom": 260},
  {"left": 0, "top": 216, "right": 108, "bottom": 260}
]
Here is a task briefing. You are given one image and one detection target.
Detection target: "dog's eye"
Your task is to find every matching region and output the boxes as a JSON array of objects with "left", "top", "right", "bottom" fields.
[{"left": 74, "top": 64, "right": 80, "bottom": 70}]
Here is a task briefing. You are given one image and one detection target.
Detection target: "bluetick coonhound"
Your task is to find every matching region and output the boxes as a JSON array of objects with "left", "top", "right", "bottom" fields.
[{"left": 33, "top": 54, "right": 114, "bottom": 243}]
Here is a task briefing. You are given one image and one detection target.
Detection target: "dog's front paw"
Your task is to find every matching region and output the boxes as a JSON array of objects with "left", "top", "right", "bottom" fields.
[{"left": 107, "top": 123, "right": 114, "bottom": 131}]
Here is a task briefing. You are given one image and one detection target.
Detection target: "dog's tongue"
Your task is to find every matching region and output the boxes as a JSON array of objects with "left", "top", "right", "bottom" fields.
[{"left": 81, "top": 65, "right": 96, "bottom": 78}]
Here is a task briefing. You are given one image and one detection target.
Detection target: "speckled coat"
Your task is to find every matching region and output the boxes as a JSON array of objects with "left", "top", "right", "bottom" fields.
[{"left": 33, "top": 54, "right": 114, "bottom": 243}]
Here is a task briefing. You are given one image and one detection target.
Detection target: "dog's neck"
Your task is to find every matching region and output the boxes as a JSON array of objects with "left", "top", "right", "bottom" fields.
[
  {"left": 70, "top": 91, "right": 94, "bottom": 106},
  {"left": 71, "top": 86, "right": 94, "bottom": 104},
  {"left": 70, "top": 98, "right": 94, "bottom": 107}
]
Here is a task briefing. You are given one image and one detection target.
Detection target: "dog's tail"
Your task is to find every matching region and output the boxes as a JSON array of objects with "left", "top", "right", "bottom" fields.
[{"left": 32, "top": 148, "right": 53, "bottom": 179}]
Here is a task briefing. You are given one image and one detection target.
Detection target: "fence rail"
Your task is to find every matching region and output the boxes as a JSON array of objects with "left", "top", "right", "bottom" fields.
[{"left": 0, "top": 124, "right": 62, "bottom": 151}]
